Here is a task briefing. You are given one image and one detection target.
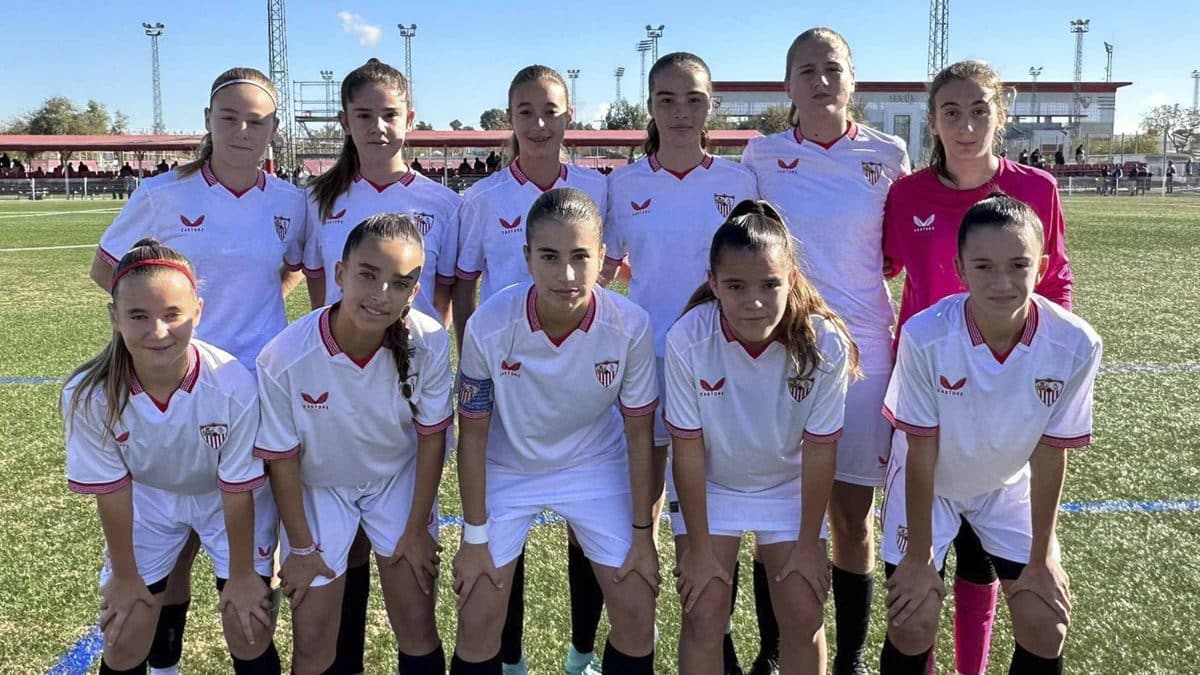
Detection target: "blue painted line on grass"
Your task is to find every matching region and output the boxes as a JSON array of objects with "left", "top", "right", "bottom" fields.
[
  {"left": 45, "top": 498, "right": 1198, "bottom": 675},
  {"left": 0, "top": 376, "right": 63, "bottom": 385}
]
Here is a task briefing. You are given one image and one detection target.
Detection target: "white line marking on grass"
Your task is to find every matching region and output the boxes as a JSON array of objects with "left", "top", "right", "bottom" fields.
[
  {"left": 0, "top": 244, "right": 94, "bottom": 253},
  {"left": 0, "top": 208, "right": 120, "bottom": 219}
]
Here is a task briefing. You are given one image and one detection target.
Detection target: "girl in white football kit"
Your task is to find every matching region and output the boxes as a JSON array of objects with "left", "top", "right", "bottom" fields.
[
  {"left": 666, "top": 200, "right": 859, "bottom": 675},
  {"left": 878, "top": 194, "right": 1101, "bottom": 675},
  {"left": 452, "top": 65, "right": 610, "bottom": 675},
  {"left": 306, "top": 59, "right": 462, "bottom": 326},
  {"left": 255, "top": 214, "right": 454, "bottom": 675},
  {"left": 64, "top": 241, "right": 279, "bottom": 675},
  {"left": 304, "top": 59, "right": 462, "bottom": 673},
  {"left": 601, "top": 51, "right": 768, "bottom": 675},
  {"left": 88, "top": 67, "right": 309, "bottom": 675},
  {"left": 739, "top": 28, "right": 909, "bottom": 673},
  {"left": 452, "top": 189, "right": 660, "bottom": 675}
]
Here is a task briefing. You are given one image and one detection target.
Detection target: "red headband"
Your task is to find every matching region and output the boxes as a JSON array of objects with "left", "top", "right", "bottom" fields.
[{"left": 111, "top": 259, "right": 197, "bottom": 292}]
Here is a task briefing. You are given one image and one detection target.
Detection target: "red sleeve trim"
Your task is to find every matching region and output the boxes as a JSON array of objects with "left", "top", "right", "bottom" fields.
[
  {"left": 620, "top": 398, "right": 659, "bottom": 417},
  {"left": 253, "top": 444, "right": 300, "bottom": 460},
  {"left": 882, "top": 405, "right": 938, "bottom": 437},
  {"left": 96, "top": 247, "right": 119, "bottom": 267},
  {"left": 302, "top": 266, "right": 325, "bottom": 279},
  {"left": 68, "top": 473, "right": 132, "bottom": 495},
  {"left": 664, "top": 418, "right": 702, "bottom": 440},
  {"left": 416, "top": 415, "right": 454, "bottom": 436},
  {"left": 455, "top": 267, "right": 482, "bottom": 281},
  {"left": 603, "top": 255, "right": 626, "bottom": 266},
  {"left": 435, "top": 274, "right": 457, "bottom": 286},
  {"left": 803, "top": 428, "right": 844, "bottom": 444},
  {"left": 219, "top": 474, "right": 267, "bottom": 493},
  {"left": 1039, "top": 433, "right": 1091, "bottom": 449}
]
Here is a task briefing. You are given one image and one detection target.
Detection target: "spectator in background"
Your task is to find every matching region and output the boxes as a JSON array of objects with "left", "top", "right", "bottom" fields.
[
  {"left": 120, "top": 163, "right": 134, "bottom": 177},
  {"left": 156, "top": 158, "right": 170, "bottom": 174},
  {"left": 473, "top": 156, "right": 485, "bottom": 173},
  {"left": 1075, "top": 143, "right": 1085, "bottom": 164},
  {"left": 1098, "top": 165, "right": 1109, "bottom": 195},
  {"left": 411, "top": 157, "right": 423, "bottom": 173},
  {"left": 1030, "top": 148, "right": 1045, "bottom": 169},
  {"left": 1018, "top": 148, "right": 1029, "bottom": 164},
  {"left": 1054, "top": 147, "right": 1065, "bottom": 167},
  {"left": 1166, "top": 160, "right": 1175, "bottom": 194},
  {"left": 13, "top": 159, "right": 25, "bottom": 177},
  {"left": 485, "top": 150, "right": 500, "bottom": 172},
  {"left": 0, "top": 153, "right": 9, "bottom": 170},
  {"left": 458, "top": 157, "right": 472, "bottom": 174},
  {"left": 1185, "top": 157, "right": 1193, "bottom": 185}
]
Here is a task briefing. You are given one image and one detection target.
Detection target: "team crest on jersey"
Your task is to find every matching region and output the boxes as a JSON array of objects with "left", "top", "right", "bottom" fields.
[
  {"left": 179, "top": 214, "right": 205, "bottom": 231},
  {"left": 273, "top": 215, "right": 291, "bottom": 241},
  {"left": 713, "top": 194, "right": 735, "bottom": 218},
  {"left": 1035, "top": 378, "right": 1064, "bottom": 407},
  {"left": 787, "top": 375, "right": 814, "bottom": 403},
  {"left": 199, "top": 423, "right": 228, "bottom": 450},
  {"left": 594, "top": 360, "right": 619, "bottom": 388},
  {"left": 861, "top": 162, "right": 884, "bottom": 186},
  {"left": 699, "top": 377, "right": 726, "bottom": 397},
  {"left": 895, "top": 525, "right": 909, "bottom": 554},
  {"left": 412, "top": 212, "right": 435, "bottom": 236}
]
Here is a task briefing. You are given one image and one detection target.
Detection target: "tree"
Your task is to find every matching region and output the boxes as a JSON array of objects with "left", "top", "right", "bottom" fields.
[
  {"left": 752, "top": 105, "right": 792, "bottom": 134},
  {"left": 109, "top": 110, "right": 130, "bottom": 135},
  {"left": 81, "top": 100, "right": 111, "bottom": 135},
  {"left": 414, "top": 120, "right": 434, "bottom": 130},
  {"left": 449, "top": 119, "right": 464, "bottom": 131},
  {"left": 18, "top": 96, "right": 114, "bottom": 136},
  {"left": 604, "top": 99, "right": 648, "bottom": 131},
  {"left": 1140, "top": 104, "right": 1199, "bottom": 154},
  {"left": 479, "top": 108, "right": 510, "bottom": 130}
]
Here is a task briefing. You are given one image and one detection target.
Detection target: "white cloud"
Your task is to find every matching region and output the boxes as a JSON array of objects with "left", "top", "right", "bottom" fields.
[{"left": 337, "top": 11, "right": 382, "bottom": 47}]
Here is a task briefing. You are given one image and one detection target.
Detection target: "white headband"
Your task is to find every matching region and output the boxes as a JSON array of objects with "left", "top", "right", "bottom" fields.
[{"left": 210, "top": 79, "right": 278, "bottom": 108}]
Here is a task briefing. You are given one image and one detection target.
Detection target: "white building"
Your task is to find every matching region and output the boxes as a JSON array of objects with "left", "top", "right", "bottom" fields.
[{"left": 712, "top": 80, "right": 1131, "bottom": 156}]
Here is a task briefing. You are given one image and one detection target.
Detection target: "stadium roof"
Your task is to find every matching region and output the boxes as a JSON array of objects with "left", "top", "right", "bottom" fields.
[
  {"left": 0, "top": 129, "right": 762, "bottom": 154},
  {"left": 713, "top": 80, "right": 1133, "bottom": 94}
]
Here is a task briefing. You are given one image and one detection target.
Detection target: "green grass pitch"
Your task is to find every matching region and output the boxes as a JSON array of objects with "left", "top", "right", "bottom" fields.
[{"left": 0, "top": 194, "right": 1196, "bottom": 673}]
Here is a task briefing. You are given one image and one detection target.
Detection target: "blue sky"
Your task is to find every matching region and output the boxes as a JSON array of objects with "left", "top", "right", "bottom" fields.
[{"left": 3, "top": 1, "right": 1196, "bottom": 135}]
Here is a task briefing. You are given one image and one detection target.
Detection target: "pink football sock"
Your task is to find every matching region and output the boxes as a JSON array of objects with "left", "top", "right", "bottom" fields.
[{"left": 953, "top": 577, "right": 999, "bottom": 675}]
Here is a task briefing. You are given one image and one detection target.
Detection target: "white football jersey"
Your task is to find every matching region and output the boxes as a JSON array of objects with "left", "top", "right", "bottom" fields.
[
  {"left": 97, "top": 163, "right": 308, "bottom": 369},
  {"left": 254, "top": 306, "right": 454, "bottom": 487},
  {"left": 664, "top": 301, "right": 850, "bottom": 492},
  {"left": 303, "top": 171, "right": 462, "bottom": 321},
  {"left": 605, "top": 154, "right": 758, "bottom": 357},
  {"left": 458, "top": 284, "right": 658, "bottom": 500},
  {"left": 883, "top": 294, "right": 1102, "bottom": 500},
  {"left": 64, "top": 340, "right": 264, "bottom": 496},
  {"left": 742, "top": 125, "right": 910, "bottom": 372},
  {"left": 457, "top": 161, "right": 609, "bottom": 302}
]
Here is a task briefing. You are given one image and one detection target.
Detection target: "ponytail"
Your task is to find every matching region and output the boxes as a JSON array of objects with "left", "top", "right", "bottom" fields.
[
  {"left": 311, "top": 59, "right": 411, "bottom": 222},
  {"left": 383, "top": 312, "right": 418, "bottom": 418},
  {"left": 681, "top": 200, "right": 861, "bottom": 380},
  {"left": 64, "top": 238, "right": 198, "bottom": 433}
]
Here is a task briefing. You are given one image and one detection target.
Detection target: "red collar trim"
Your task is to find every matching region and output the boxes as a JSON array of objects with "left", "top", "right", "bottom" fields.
[
  {"left": 319, "top": 306, "right": 381, "bottom": 368},
  {"left": 526, "top": 286, "right": 597, "bottom": 345},
  {"left": 130, "top": 344, "right": 200, "bottom": 411},
  {"left": 201, "top": 161, "right": 266, "bottom": 196},
  {"left": 793, "top": 121, "right": 858, "bottom": 150},
  {"left": 353, "top": 169, "right": 416, "bottom": 192},
  {"left": 510, "top": 159, "right": 567, "bottom": 192},
  {"left": 648, "top": 153, "right": 715, "bottom": 180},
  {"left": 719, "top": 314, "right": 774, "bottom": 360},
  {"left": 965, "top": 300, "right": 1039, "bottom": 363}
]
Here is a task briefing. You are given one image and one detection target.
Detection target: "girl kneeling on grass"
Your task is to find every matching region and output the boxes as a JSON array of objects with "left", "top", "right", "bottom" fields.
[
  {"left": 665, "top": 200, "right": 858, "bottom": 675},
  {"left": 64, "top": 239, "right": 280, "bottom": 675},
  {"left": 879, "top": 193, "right": 1101, "bottom": 674},
  {"left": 452, "top": 188, "right": 660, "bottom": 675},
  {"left": 254, "top": 214, "right": 454, "bottom": 674}
]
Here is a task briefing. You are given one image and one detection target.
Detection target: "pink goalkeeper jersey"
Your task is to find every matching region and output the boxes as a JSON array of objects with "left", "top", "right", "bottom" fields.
[{"left": 883, "top": 158, "right": 1074, "bottom": 340}]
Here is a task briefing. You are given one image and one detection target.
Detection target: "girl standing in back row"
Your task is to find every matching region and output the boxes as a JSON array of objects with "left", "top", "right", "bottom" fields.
[
  {"left": 740, "top": 28, "right": 909, "bottom": 675},
  {"left": 881, "top": 60, "right": 1074, "bottom": 675}
]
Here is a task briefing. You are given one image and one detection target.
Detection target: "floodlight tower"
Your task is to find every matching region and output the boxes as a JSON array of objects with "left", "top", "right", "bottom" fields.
[
  {"left": 267, "top": 0, "right": 294, "bottom": 168},
  {"left": 320, "top": 70, "right": 335, "bottom": 116},
  {"left": 645, "top": 25, "right": 664, "bottom": 62},
  {"left": 637, "top": 40, "right": 653, "bottom": 107},
  {"left": 1192, "top": 70, "right": 1199, "bottom": 110},
  {"left": 1029, "top": 66, "right": 1043, "bottom": 120},
  {"left": 614, "top": 67, "right": 625, "bottom": 103},
  {"left": 927, "top": 0, "right": 949, "bottom": 80},
  {"left": 398, "top": 24, "right": 417, "bottom": 107},
  {"left": 142, "top": 22, "right": 165, "bottom": 134},
  {"left": 567, "top": 69, "right": 580, "bottom": 109},
  {"left": 1104, "top": 42, "right": 1114, "bottom": 83},
  {"left": 1070, "top": 19, "right": 1090, "bottom": 136}
]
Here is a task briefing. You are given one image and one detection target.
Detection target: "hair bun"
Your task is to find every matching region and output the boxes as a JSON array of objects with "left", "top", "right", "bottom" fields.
[
  {"left": 131, "top": 237, "right": 161, "bottom": 249},
  {"left": 366, "top": 57, "right": 381, "bottom": 64}
]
